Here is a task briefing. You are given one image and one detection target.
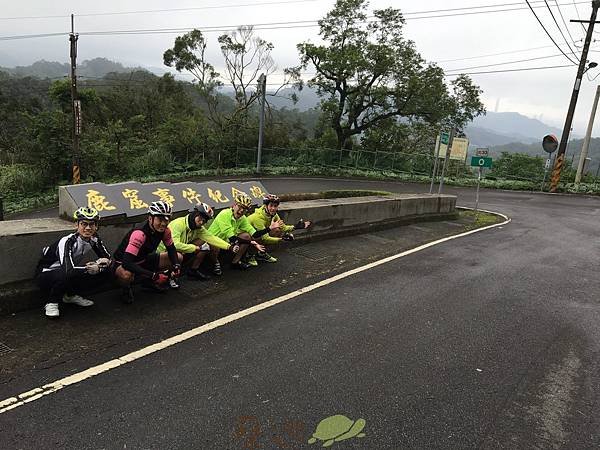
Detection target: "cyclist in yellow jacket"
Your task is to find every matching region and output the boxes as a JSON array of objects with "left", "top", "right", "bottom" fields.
[
  {"left": 157, "top": 203, "right": 238, "bottom": 281},
  {"left": 208, "top": 193, "right": 281, "bottom": 271},
  {"left": 247, "top": 194, "right": 312, "bottom": 263}
]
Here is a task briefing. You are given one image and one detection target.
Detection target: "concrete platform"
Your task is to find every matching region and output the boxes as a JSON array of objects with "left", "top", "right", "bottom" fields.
[{"left": 0, "top": 193, "right": 456, "bottom": 315}]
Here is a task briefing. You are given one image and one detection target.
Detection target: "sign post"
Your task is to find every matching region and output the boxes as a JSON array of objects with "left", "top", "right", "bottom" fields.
[
  {"left": 429, "top": 131, "right": 448, "bottom": 194},
  {"left": 438, "top": 129, "right": 455, "bottom": 195},
  {"left": 470, "top": 153, "right": 492, "bottom": 212},
  {"left": 541, "top": 134, "right": 558, "bottom": 191}
]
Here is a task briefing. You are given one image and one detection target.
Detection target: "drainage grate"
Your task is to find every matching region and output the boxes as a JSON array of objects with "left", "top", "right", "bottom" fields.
[{"left": 0, "top": 342, "right": 14, "bottom": 356}]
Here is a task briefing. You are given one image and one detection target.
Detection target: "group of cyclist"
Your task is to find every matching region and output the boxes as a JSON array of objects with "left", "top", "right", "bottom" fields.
[{"left": 36, "top": 193, "right": 311, "bottom": 318}]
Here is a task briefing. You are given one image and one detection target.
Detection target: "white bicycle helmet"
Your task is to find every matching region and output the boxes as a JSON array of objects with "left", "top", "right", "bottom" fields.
[{"left": 148, "top": 201, "right": 172, "bottom": 217}]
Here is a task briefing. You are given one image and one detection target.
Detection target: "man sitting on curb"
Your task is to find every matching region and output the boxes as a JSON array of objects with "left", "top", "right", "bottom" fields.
[
  {"left": 207, "top": 193, "right": 280, "bottom": 271},
  {"left": 35, "top": 207, "right": 111, "bottom": 318},
  {"left": 157, "top": 203, "right": 239, "bottom": 281},
  {"left": 247, "top": 194, "right": 312, "bottom": 263},
  {"left": 112, "top": 201, "right": 182, "bottom": 304}
]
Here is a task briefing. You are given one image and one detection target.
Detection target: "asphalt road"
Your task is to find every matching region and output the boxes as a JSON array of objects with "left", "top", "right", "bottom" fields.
[{"left": 2, "top": 178, "right": 600, "bottom": 449}]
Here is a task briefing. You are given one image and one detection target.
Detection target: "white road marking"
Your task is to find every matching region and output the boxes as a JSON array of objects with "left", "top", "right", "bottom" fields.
[{"left": 0, "top": 210, "right": 510, "bottom": 414}]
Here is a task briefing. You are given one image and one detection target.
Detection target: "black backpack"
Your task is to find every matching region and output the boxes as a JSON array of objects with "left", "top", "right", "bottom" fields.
[{"left": 34, "top": 238, "right": 62, "bottom": 276}]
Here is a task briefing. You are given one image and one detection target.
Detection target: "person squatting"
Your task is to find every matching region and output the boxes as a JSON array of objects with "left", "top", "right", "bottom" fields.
[{"left": 36, "top": 193, "right": 311, "bottom": 318}]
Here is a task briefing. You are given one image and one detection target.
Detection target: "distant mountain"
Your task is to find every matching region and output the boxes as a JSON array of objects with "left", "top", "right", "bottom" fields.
[
  {"left": 471, "top": 111, "right": 563, "bottom": 139},
  {"left": 0, "top": 57, "right": 148, "bottom": 79},
  {"left": 490, "top": 137, "right": 600, "bottom": 175},
  {"left": 465, "top": 126, "right": 537, "bottom": 147},
  {"left": 465, "top": 111, "right": 566, "bottom": 149},
  {"left": 266, "top": 85, "right": 322, "bottom": 111}
]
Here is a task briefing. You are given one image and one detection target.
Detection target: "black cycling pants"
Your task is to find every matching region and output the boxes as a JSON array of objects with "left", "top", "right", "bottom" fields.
[{"left": 36, "top": 270, "right": 108, "bottom": 303}]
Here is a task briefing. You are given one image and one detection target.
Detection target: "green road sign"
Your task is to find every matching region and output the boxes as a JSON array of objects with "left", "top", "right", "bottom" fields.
[
  {"left": 440, "top": 132, "right": 450, "bottom": 145},
  {"left": 470, "top": 156, "right": 492, "bottom": 168}
]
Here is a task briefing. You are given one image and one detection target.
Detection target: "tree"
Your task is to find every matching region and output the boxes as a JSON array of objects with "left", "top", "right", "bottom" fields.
[
  {"left": 297, "top": 0, "right": 485, "bottom": 150},
  {"left": 164, "top": 26, "right": 299, "bottom": 133}
]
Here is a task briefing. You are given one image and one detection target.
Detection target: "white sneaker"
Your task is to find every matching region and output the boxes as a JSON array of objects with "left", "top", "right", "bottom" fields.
[
  {"left": 62, "top": 294, "right": 94, "bottom": 307},
  {"left": 45, "top": 303, "right": 60, "bottom": 318},
  {"left": 168, "top": 278, "right": 180, "bottom": 290}
]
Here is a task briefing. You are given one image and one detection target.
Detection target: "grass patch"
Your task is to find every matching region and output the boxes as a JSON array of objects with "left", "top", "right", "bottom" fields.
[{"left": 460, "top": 209, "right": 503, "bottom": 230}]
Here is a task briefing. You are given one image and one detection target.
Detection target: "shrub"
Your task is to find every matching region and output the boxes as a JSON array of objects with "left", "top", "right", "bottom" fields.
[{"left": 0, "top": 164, "right": 46, "bottom": 195}]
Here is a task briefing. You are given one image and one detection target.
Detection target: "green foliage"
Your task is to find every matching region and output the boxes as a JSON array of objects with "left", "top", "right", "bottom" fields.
[
  {"left": 0, "top": 164, "right": 46, "bottom": 194},
  {"left": 490, "top": 152, "right": 545, "bottom": 181},
  {"left": 297, "top": 0, "right": 485, "bottom": 149}
]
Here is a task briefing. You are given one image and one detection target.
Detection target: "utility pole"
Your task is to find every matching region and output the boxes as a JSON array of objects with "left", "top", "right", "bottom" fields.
[
  {"left": 69, "top": 14, "right": 81, "bottom": 184},
  {"left": 256, "top": 73, "right": 266, "bottom": 174},
  {"left": 575, "top": 84, "right": 600, "bottom": 184},
  {"left": 549, "top": 0, "right": 600, "bottom": 192}
]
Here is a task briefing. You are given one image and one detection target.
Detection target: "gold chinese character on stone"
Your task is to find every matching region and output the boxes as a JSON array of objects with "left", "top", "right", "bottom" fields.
[
  {"left": 182, "top": 188, "right": 203, "bottom": 205},
  {"left": 207, "top": 188, "right": 230, "bottom": 203},
  {"left": 86, "top": 190, "right": 116, "bottom": 211},
  {"left": 231, "top": 187, "right": 248, "bottom": 199},
  {"left": 152, "top": 188, "right": 175, "bottom": 205},
  {"left": 249, "top": 185, "right": 266, "bottom": 199},
  {"left": 122, "top": 189, "right": 148, "bottom": 210}
]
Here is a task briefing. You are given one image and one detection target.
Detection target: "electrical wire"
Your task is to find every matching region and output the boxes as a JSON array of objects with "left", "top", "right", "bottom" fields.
[
  {"left": 554, "top": 0, "right": 584, "bottom": 47},
  {"left": 572, "top": 0, "right": 588, "bottom": 32},
  {"left": 444, "top": 52, "right": 567, "bottom": 72},
  {"left": 0, "top": 0, "right": 320, "bottom": 20},
  {"left": 0, "top": 32, "right": 67, "bottom": 41},
  {"left": 524, "top": 0, "right": 578, "bottom": 64},
  {"left": 435, "top": 44, "right": 561, "bottom": 63},
  {"left": 0, "top": 1, "right": 592, "bottom": 40},
  {"left": 445, "top": 63, "right": 573, "bottom": 76},
  {"left": 543, "top": 0, "right": 580, "bottom": 57}
]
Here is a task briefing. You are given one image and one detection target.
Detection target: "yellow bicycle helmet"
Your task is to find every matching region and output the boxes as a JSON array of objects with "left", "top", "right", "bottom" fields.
[
  {"left": 234, "top": 193, "right": 253, "bottom": 209},
  {"left": 73, "top": 207, "right": 100, "bottom": 222}
]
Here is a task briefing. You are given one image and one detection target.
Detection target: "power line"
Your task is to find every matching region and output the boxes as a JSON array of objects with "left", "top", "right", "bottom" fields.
[
  {"left": 0, "top": 0, "right": 320, "bottom": 21},
  {"left": 401, "top": 0, "right": 586, "bottom": 16},
  {"left": 445, "top": 63, "right": 573, "bottom": 76},
  {"left": 0, "top": 32, "right": 67, "bottom": 41},
  {"left": 0, "top": 1, "right": 592, "bottom": 40},
  {"left": 524, "top": 0, "right": 578, "bottom": 64},
  {"left": 554, "top": 0, "right": 585, "bottom": 47},
  {"left": 543, "top": 0, "right": 580, "bottom": 57},
  {"left": 404, "top": 1, "right": 589, "bottom": 21},
  {"left": 434, "top": 44, "right": 560, "bottom": 63},
  {"left": 572, "top": 0, "right": 589, "bottom": 33},
  {"left": 445, "top": 52, "right": 568, "bottom": 72}
]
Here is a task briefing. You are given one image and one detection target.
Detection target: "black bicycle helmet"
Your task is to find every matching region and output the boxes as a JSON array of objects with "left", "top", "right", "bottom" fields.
[
  {"left": 189, "top": 203, "right": 214, "bottom": 221},
  {"left": 262, "top": 194, "right": 280, "bottom": 206}
]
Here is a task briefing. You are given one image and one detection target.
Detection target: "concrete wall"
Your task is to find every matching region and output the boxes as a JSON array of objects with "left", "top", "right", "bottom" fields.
[
  {"left": 0, "top": 193, "right": 455, "bottom": 314},
  {"left": 0, "top": 194, "right": 455, "bottom": 286}
]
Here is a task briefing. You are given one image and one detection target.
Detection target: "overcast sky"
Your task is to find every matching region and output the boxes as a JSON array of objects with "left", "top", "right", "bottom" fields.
[{"left": 2, "top": 0, "right": 600, "bottom": 135}]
